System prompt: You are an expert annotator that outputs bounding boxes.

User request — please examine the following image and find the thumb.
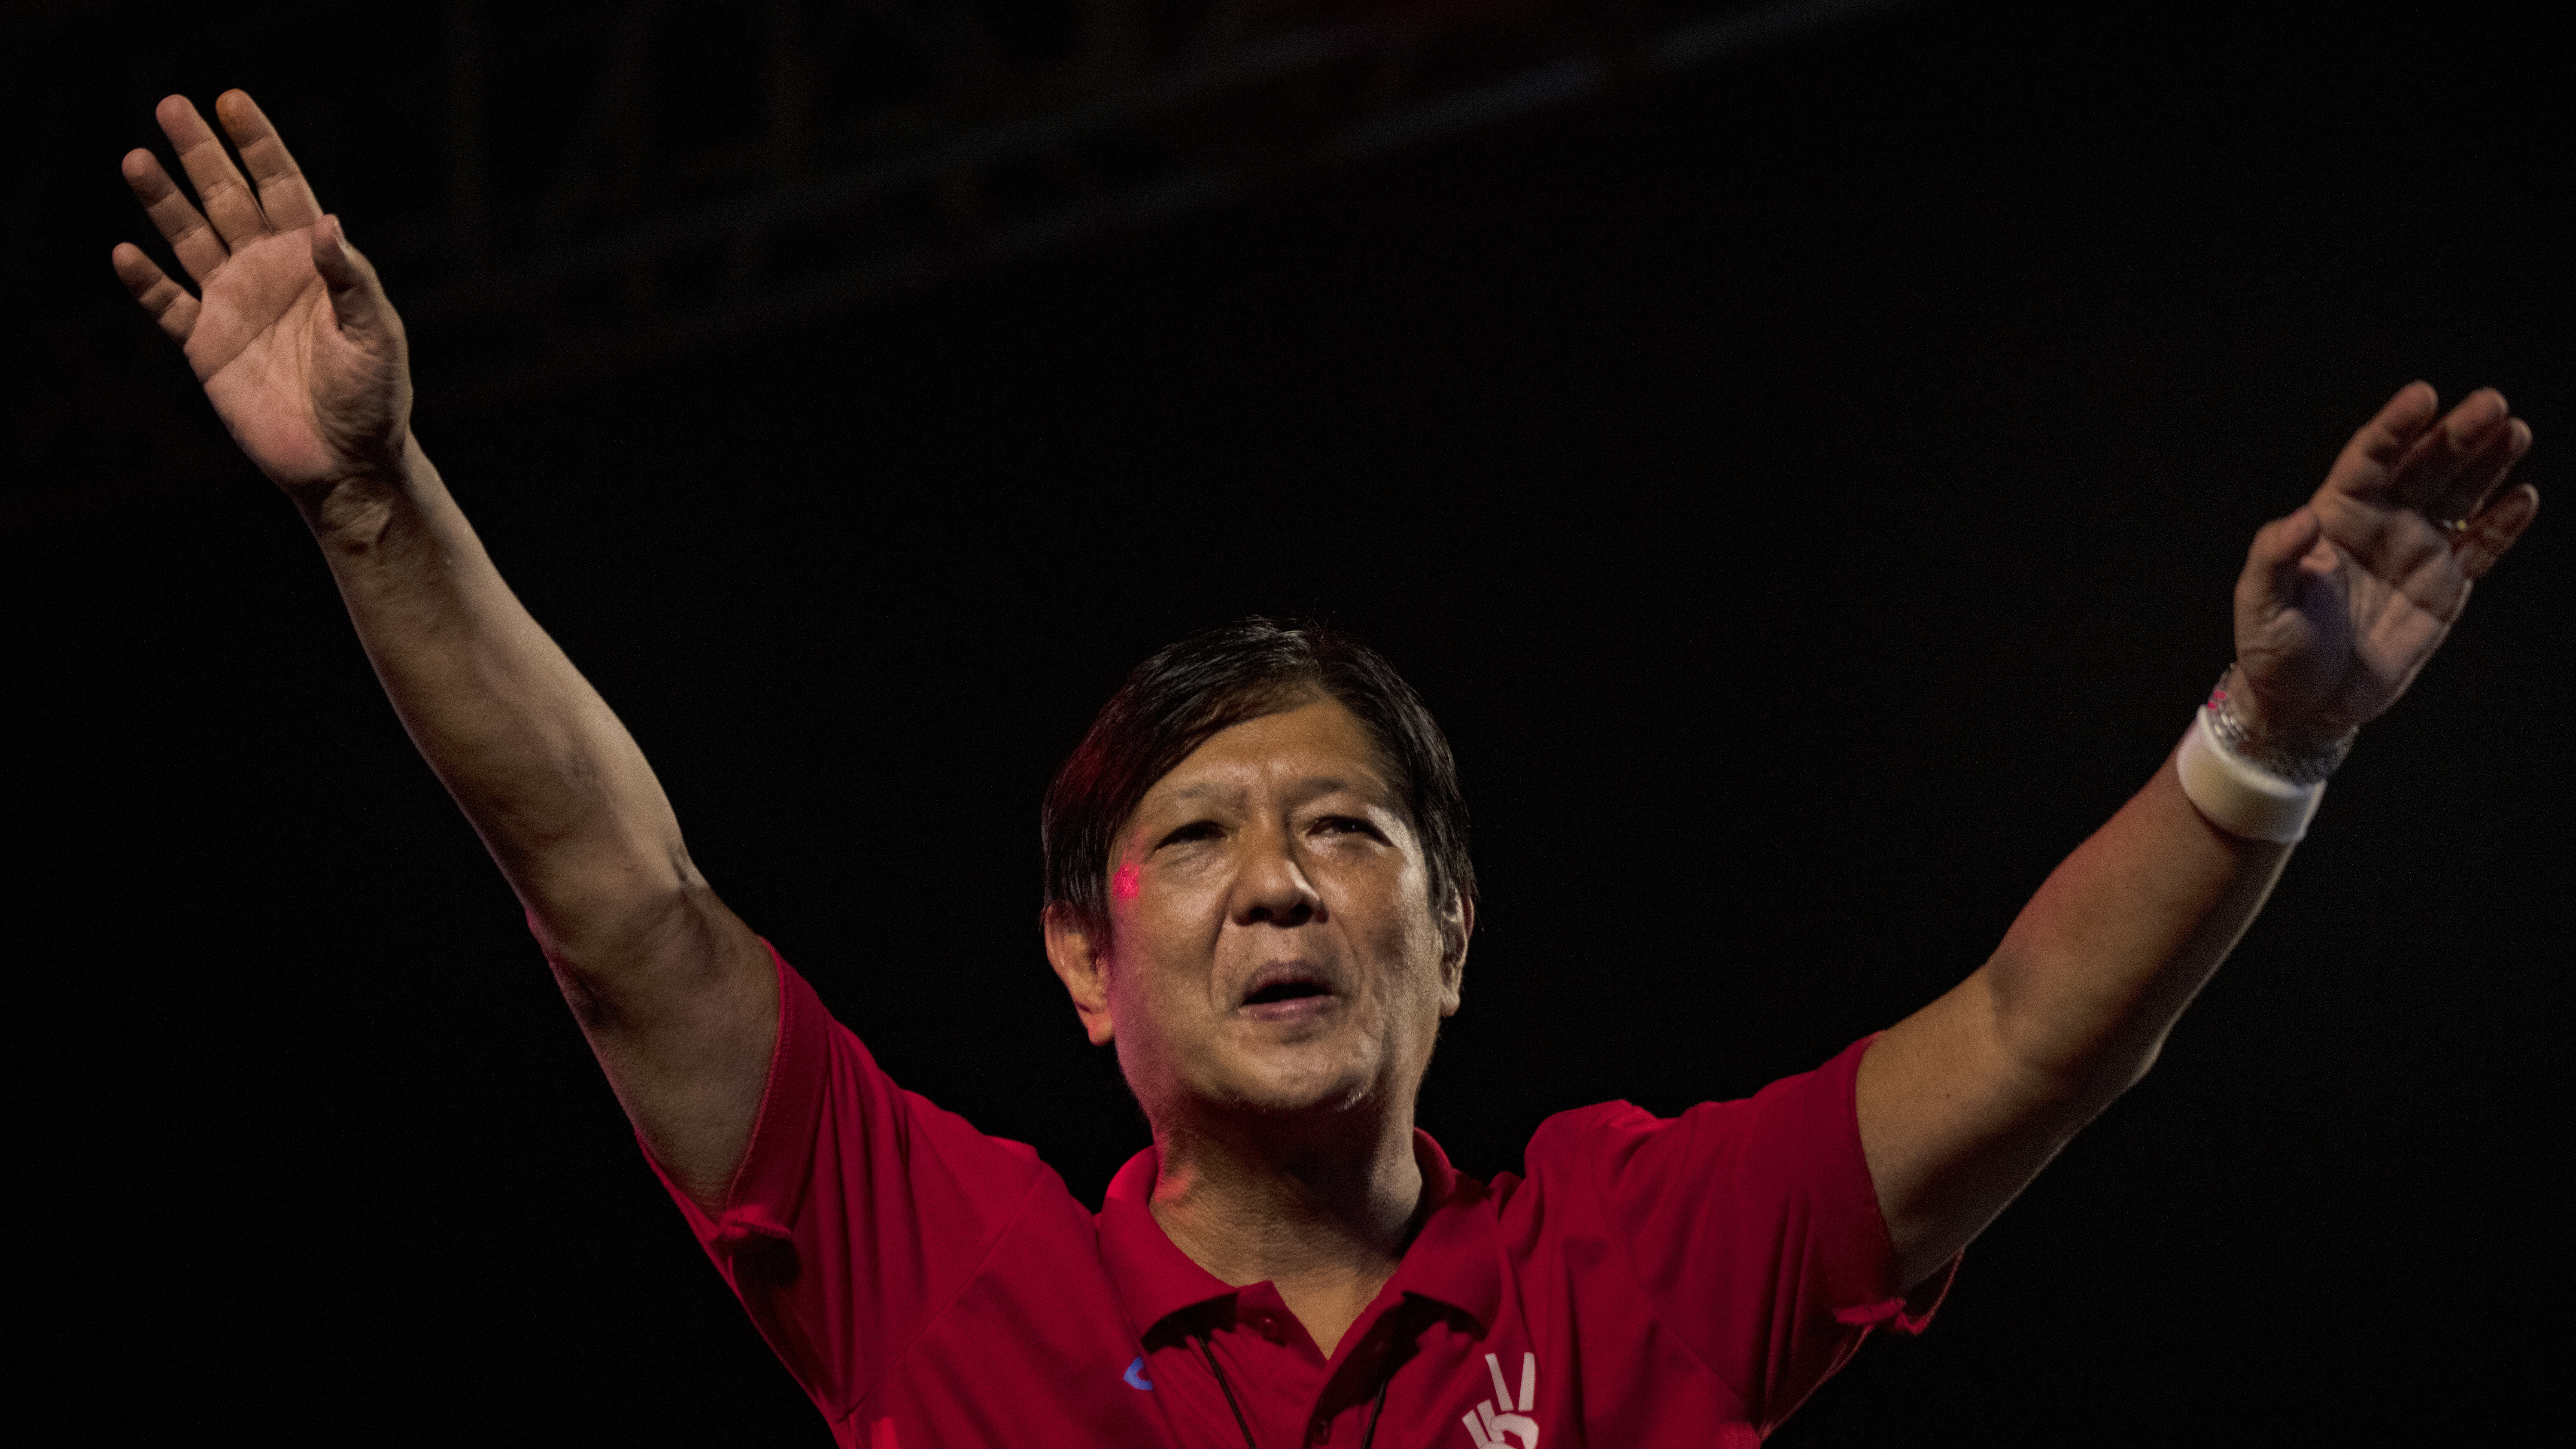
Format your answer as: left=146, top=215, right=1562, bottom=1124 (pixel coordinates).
left=310, top=215, right=392, bottom=342
left=2238, top=505, right=2323, bottom=617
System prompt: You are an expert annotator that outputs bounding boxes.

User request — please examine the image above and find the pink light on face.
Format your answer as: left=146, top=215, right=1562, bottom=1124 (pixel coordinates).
left=1113, top=861, right=1142, bottom=902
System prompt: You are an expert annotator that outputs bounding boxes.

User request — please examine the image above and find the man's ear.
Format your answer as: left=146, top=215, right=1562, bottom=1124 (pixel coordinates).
left=1437, top=892, right=1474, bottom=1016
left=1044, top=904, right=1116, bottom=1046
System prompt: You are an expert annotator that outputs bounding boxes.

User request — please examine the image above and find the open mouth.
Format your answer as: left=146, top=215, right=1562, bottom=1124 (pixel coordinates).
left=1243, top=980, right=1331, bottom=1005
left=1239, top=962, right=1337, bottom=1012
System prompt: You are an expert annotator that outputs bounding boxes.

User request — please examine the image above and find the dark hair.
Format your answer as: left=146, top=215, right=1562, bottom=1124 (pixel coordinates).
left=1042, top=618, right=1475, bottom=955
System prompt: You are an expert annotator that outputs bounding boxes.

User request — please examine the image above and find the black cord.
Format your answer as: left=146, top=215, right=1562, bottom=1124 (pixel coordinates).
left=1189, top=1317, right=1400, bottom=1449
left=1357, top=1370, right=1394, bottom=1449
left=1193, top=1329, right=1261, bottom=1449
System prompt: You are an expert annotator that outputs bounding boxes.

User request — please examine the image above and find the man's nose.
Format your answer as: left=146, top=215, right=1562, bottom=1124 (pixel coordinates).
left=1232, top=826, right=1319, bottom=928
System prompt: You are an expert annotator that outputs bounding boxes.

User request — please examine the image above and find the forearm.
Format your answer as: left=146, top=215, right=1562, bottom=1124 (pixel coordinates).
left=304, top=439, right=772, bottom=1200
left=303, top=437, right=705, bottom=967
left=1860, top=740, right=2292, bottom=1281
left=1976, top=749, right=2290, bottom=1099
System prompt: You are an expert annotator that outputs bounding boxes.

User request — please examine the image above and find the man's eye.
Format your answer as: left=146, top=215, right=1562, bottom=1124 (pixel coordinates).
left=1316, top=816, right=1381, bottom=839
left=1158, top=822, right=1221, bottom=848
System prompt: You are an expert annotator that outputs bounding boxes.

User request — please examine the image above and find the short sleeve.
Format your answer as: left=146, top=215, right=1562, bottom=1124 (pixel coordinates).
left=1561, top=1035, right=1953, bottom=1431
left=643, top=944, right=1051, bottom=1422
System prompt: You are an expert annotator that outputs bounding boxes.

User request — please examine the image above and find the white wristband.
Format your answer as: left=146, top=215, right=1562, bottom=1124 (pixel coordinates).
left=2175, top=704, right=2324, bottom=842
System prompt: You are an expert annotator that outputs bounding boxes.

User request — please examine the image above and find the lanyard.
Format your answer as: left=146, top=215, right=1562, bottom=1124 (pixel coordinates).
left=1189, top=1325, right=1396, bottom=1449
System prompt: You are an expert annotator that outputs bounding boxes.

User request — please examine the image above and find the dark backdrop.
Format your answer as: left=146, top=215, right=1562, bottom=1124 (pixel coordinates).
left=12, top=2, right=2566, bottom=1443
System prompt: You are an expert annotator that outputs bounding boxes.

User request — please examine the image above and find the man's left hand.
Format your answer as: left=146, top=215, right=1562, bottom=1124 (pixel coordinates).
left=2230, top=382, right=2537, bottom=746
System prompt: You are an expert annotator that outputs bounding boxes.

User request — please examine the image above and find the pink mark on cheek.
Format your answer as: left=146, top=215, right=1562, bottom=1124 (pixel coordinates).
left=1112, top=862, right=1142, bottom=902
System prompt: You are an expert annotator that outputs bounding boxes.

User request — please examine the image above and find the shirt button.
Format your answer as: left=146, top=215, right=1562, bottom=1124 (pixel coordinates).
left=1309, top=1420, right=1332, bottom=1444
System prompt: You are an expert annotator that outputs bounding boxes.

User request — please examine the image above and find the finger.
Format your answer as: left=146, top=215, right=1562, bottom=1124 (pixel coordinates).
left=2318, top=381, right=2438, bottom=507
left=2347, top=381, right=2440, bottom=467
left=2426, top=413, right=2531, bottom=524
left=111, top=241, right=200, bottom=343
left=2452, top=482, right=2539, bottom=582
left=121, top=147, right=229, bottom=284
left=215, top=89, right=322, bottom=231
left=2389, top=387, right=2511, bottom=512
left=312, top=215, right=391, bottom=342
left=156, top=94, right=271, bottom=249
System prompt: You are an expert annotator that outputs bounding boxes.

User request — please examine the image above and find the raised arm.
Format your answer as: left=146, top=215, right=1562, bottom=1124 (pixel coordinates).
left=1857, top=383, right=2538, bottom=1288
left=112, top=92, right=772, bottom=1211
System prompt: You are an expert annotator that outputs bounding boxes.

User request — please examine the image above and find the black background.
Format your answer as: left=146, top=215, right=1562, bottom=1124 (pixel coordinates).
left=12, top=1, right=2567, bottom=1443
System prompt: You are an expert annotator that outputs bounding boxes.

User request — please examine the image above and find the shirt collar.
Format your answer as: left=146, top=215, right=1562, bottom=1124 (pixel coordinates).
left=1095, top=1128, right=1501, bottom=1340
left=1097, top=1145, right=1237, bottom=1335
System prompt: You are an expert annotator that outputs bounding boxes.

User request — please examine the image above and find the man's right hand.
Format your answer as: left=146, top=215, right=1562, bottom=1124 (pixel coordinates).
left=111, top=91, right=777, bottom=1213
left=113, top=91, right=412, bottom=502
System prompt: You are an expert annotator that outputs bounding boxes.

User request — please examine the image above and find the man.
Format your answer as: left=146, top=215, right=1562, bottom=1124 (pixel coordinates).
left=111, top=91, right=2537, bottom=1446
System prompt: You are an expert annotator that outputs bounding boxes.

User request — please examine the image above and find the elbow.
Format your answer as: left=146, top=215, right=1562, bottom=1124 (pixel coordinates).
left=1983, top=976, right=2170, bottom=1119
left=2019, top=1031, right=2166, bottom=1123
left=528, top=875, right=732, bottom=1026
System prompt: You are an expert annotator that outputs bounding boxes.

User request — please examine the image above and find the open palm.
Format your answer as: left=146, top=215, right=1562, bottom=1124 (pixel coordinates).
left=112, top=92, right=411, bottom=498
left=2232, top=384, right=2537, bottom=740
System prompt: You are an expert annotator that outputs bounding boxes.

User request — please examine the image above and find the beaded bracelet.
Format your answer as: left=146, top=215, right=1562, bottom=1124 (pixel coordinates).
left=2202, top=671, right=2355, bottom=785
left=2174, top=671, right=2353, bottom=843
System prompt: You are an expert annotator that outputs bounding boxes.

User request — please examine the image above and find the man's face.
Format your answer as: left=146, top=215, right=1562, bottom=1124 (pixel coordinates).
left=1048, top=697, right=1466, bottom=1127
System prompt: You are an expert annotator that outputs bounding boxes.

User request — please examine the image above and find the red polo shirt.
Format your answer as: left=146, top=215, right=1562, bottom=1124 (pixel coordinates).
left=651, top=947, right=1950, bottom=1448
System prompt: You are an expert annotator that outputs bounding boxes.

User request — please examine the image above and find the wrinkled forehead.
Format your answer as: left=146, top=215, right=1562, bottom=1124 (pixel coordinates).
left=1130, top=697, right=1404, bottom=821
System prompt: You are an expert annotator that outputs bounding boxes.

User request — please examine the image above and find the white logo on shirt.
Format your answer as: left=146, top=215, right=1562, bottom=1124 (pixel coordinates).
left=1461, top=1352, right=1540, bottom=1449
